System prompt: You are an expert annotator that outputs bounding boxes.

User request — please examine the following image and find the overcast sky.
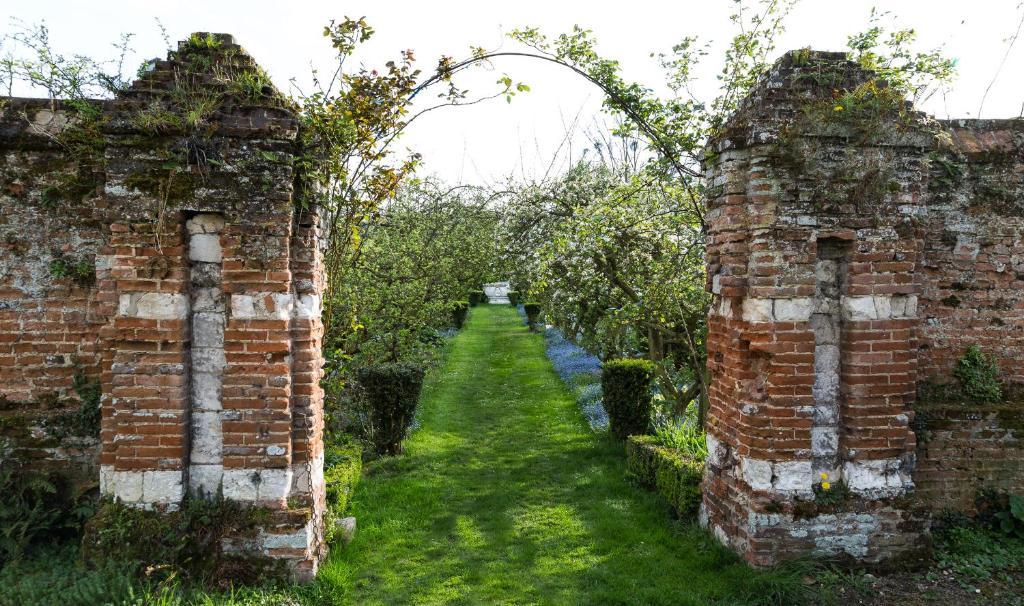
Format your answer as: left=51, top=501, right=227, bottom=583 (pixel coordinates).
left=3, top=1, right=1023, bottom=185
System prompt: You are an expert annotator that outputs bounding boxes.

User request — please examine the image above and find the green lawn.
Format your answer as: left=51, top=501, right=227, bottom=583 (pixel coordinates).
left=312, top=305, right=806, bottom=605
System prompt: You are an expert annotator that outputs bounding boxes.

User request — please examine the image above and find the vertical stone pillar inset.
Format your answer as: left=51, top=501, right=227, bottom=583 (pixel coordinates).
left=187, top=213, right=226, bottom=496
left=701, top=50, right=930, bottom=568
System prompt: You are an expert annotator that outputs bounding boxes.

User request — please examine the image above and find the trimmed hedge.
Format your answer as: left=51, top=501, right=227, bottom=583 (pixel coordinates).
left=602, top=358, right=655, bottom=439
left=626, top=435, right=703, bottom=517
left=468, top=290, right=486, bottom=306
left=357, top=362, right=426, bottom=455
left=507, top=290, right=520, bottom=306
left=523, top=302, right=542, bottom=327
left=451, top=301, right=469, bottom=329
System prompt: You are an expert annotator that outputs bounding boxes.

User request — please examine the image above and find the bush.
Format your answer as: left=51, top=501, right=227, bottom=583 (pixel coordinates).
left=323, top=442, right=362, bottom=545
left=507, top=290, right=520, bottom=306
left=81, top=497, right=287, bottom=588
left=954, top=345, right=1003, bottom=404
left=451, top=301, right=469, bottom=329
left=523, top=302, right=542, bottom=328
left=602, top=358, right=655, bottom=439
left=468, top=290, right=486, bottom=306
left=357, top=362, right=426, bottom=455
left=626, top=435, right=703, bottom=517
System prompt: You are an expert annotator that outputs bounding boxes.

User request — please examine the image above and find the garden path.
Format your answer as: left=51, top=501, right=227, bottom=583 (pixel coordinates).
left=317, top=305, right=794, bottom=605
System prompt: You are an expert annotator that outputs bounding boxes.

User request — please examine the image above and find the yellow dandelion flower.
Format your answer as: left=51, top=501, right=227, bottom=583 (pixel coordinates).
left=822, top=482, right=831, bottom=491
left=819, top=472, right=828, bottom=480
left=833, top=105, right=844, bottom=111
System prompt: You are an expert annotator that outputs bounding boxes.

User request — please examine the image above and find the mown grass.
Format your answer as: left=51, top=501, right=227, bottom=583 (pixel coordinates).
left=0, top=305, right=810, bottom=605
left=314, top=305, right=810, bottom=605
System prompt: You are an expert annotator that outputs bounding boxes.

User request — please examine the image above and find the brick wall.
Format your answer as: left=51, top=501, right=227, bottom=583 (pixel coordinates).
left=0, top=34, right=327, bottom=580
left=701, top=50, right=1023, bottom=568
left=0, top=98, right=110, bottom=488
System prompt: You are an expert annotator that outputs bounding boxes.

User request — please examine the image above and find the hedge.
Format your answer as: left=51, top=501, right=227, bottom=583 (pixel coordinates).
left=451, top=301, right=469, bottom=329
left=626, top=435, right=703, bottom=517
left=357, top=362, right=426, bottom=455
left=602, top=358, right=655, bottom=439
left=507, top=290, right=521, bottom=306
left=468, top=290, right=486, bottom=306
left=523, top=302, right=542, bottom=327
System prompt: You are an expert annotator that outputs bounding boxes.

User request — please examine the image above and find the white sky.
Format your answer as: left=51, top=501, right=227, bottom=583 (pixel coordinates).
left=3, top=1, right=1023, bottom=185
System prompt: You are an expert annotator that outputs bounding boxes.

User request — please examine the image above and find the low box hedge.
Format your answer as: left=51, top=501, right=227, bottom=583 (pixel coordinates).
left=602, top=358, right=655, bottom=439
left=625, top=435, right=703, bottom=517
left=451, top=301, right=469, bottom=329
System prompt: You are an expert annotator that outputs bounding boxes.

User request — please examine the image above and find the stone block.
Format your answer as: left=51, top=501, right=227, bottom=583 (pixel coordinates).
left=192, top=312, right=225, bottom=347
left=186, top=213, right=226, bottom=235
left=189, top=234, right=222, bottom=263
left=190, top=410, right=222, bottom=463
left=118, top=293, right=189, bottom=319
left=741, top=298, right=774, bottom=323
left=773, top=297, right=813, bottom=322
left=223, top=468, right=293, bottom=503
left=193, top=347, right=226, bottom=374
left=191, top=372, right=222, bottom=410
left=141, top=470, right=184, bottom=506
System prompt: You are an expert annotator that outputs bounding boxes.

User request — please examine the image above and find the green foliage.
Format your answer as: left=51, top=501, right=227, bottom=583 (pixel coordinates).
left=82, top=497, right=286, bottom=588
left=356, top=362, right=426, bottom=455
left=185, top=32, right=224, bottom=51
left=506, top=290, right=520, bottom=306
left=451, top=301, right=469, bottom=329
left=49, top=253, right=95, bottom=288
left=625, top=435, right=704, bottom=517
left=651, top=420, right=708, bottom=462
left=954, top=345, right=1004, bottom=404
left=323, top=441, right=362, bottom=545
left=468, top=290, right=486, bottom=306
left=0, top=458, right=92, bottom=564
left=812, top=478, right=851, bottom=506
left=995, top=495, right=1024, bottom=538
left=602, top=358, right=656, bottom=440
left=226, top=67, right=273, bottom=103
left=324, top=442, right=362, bottom=511
left=933, top=522, right=1024, bottom=587
left=846, top=8, right=957, bottom=105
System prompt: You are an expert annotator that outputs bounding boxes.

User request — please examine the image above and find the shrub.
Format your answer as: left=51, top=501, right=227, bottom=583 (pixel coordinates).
left=602, top=358, right=655, bottom=439
left=507, top=290, right=520, bottom=306
left=954, top=345, right=1003, bottom=404
left=357, top=362, right=426, bottom=455
left=626, top=435, right=703, bottom=517
left=451, top=301, right=469, bottom=329
left=523, top=302, right=542, bottom=328
left=468, top=290, right=486, bottom=306
left=81, top=497, right=287, bottom=588
left=323, top=442, right=362, bottom=544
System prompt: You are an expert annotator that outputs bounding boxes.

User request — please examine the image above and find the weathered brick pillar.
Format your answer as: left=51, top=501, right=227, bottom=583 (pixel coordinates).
left=701, top=51, right=931, bottom=567
left=97, top=33, right=326, bottom=579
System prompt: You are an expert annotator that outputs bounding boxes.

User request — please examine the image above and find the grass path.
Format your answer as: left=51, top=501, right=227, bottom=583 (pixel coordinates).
left=315, top=305, right=799, bottom=605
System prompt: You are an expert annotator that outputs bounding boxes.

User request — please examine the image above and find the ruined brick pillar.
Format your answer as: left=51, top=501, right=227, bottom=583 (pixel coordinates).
left=96, top=33, right=326, bottom=580
left=701, top=51, right=931, bottom=567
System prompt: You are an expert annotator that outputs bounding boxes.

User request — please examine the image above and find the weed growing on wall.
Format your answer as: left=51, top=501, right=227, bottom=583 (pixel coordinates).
left=954, top=345, right=1003, bottom=404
